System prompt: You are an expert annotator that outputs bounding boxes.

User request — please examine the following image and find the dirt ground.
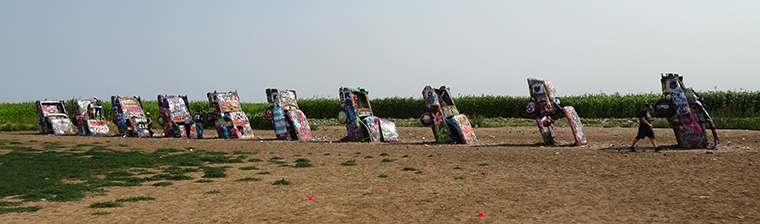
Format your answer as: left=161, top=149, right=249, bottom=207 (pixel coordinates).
left=1, top=126, right=759, bottom=223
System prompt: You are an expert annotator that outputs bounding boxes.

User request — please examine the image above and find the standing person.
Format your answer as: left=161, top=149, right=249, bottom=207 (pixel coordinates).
left=193, top=111, right=204, bottom=139
left=184, top=117, right=193, bottom=138
left=207, top=111, right=223, bottom=138
left=631, top=103, right=657, bottom=152
left=145, top=112, right=155, bottom=137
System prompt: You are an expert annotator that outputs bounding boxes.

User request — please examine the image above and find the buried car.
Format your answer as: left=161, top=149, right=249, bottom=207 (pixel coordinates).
left=158, top=94, right=199, bottom=138
left=263, top=88, right=313, bottom=141
left=419, top=85, right=476, bottom=144
left=525, top=78, right=587, bottom=146
left=337, top=87, right=399, bottom=142
left=207, top=91, right=254, bottom=139
left=35, top=100, right=76, bottom=135
left=71, top=98, right=110, bottom=136
left=111, top=95, right=151, bottom=137
left=654, top=73, right=719, bottom=149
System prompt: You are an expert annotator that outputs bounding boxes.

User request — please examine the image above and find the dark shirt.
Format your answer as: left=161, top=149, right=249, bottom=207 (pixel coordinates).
left=638, top=110, right=651, bottom=128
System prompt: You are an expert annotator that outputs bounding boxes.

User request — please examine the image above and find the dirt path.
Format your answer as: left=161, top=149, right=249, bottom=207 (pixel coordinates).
left=1, top=126, right=759, bottom=223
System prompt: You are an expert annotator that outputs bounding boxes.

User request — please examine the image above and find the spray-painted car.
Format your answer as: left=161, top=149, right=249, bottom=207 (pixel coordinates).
left=337, top=87, right=399, bottom=142
left=207, top=91, right=254, bottom=139
left=653, top=73, right=719, bottom=149
left=158, top=94, right=199, bottom=138
left=71, top=98, right=110, bottom=136
left=525, top=78, right=587, bottom=146
left=419, top=85, right=476, bottom=144
left=111, top=96, right=151, bottom=137
left=35, top=100, right=76, bottom=135
left=263, top=88, right=313, bottom=141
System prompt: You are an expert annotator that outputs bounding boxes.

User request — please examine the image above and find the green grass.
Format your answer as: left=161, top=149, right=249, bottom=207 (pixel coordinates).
left=454, top=176, right=464, bottom=180
left=247, top=158, right=263, bottom=162
left=91, top=211, right=111, bottom=216
left=239, top=166, right=260, bottom=170
left=341, top=161, right=357, bottom=166
left=294, top=158, right=311, bottom=163
left=236, top=177, right=262, bottom=182
left=454, top=166, right=463, bottom=170
left=378, top=174, right=388, bottom=178
left=89, top=201, right=122, bottom=208
left=201, top=166, right=227, bottom=178
left=402, top=167, right=418, bottom=171
left=0, top=201, right=22, bottom=207
left=196, top=179, right=214, bottom=183
left=115, top=196, right=155, bottom=203
left=205, top=190, right=221, bottom=194
left=272, top=179, right=291, bottom=185
left=0, top=206, right=41, bottom=214
left=294, top=162, right=313, bottom=168
left=380, top=153, right=389, bottom=156
left=478, top=163, right=489, bottom=167
left=381, top=159, right=397, bottom=163
left=257, top=171, right=271, bottom=175
left=151, top=182, right=173, bottom=187
left=402, top=155, right=410, bottom=158
left=233, top=150, right=258, bottom=155
left=363, top=193, right=374, bottom=196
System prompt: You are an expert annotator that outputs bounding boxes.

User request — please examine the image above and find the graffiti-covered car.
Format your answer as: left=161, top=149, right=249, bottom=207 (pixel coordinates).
left=207, top=91, right=254, bottom=139
left=158, top=94, right=199, bottom=138
left=337, top=87, right=399, bottom=142
left=525, top=78, right=587, bottom=146
left=71, top=98, right=110, bottom=136
left=419, top=85, right=476, bottom=144
left=262, top=88, right=313, bottom=141
left=111, top=95, right=151, bottom=137
left=35, top=100, right=76, bottom=135
left=653, top=73, right=719, bottom=149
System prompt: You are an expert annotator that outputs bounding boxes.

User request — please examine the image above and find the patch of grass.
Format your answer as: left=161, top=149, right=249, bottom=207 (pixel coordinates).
left=415, top=171, right=423, bottom=174
left=236, top=177, right=261, bottom=182
left=294, top=162, right=313, bottom=168
left=91, top=211, right=110, bottom=216
left=381, top=159, right=397, bottom=163
left=378, top=174, right=388, bottom=178
left=247, top=158, right=263, bottom=162
left=269, top=160, right=288, bottom=165
left=364, top=156, right=373, bottom=159
left=478, top=163, right=489, bottom=167
left=118, top=144, right=128, bottom=147
left=42, top=142, right=64, bottom=150
left=323, top=153, right=330, bottom=156
left=355, top=152, right=361, bottom=154
left=257, top=171, right=271, bottom=175
left=201, top=166, right=227, bottom=178
left=380, top=153, right=389, bottom=156
left=402, top=167, right=418, bottom=171
left=89, top=201, right=122, bottom=208
left=154, top=148, right=183, bottom=155
left=115, top=196, right=155, bottom=203
left=151, top=182, right=173, bottom=187
left=294, top=158, right=311, bottom=163
left=239, top=166, right=260, bottom=170
left=0, top=206, right=41, bottom=214
left=0, top=201, right=23, bottom=207
left=402, top=155, right=410, bottom=158
left=341, top=161, right=357, bottom=166
left=454, top=166, right=462, bottom=170
left=232, top=150, right=258, bottom=155
left=293, top=154, right=301, bottom=157
left=272, top=179, right=291, bottom=185
left=454, top=176, right=464, bottom=180
left=269, top=156, right=284, bottom=160
left=196, top=179, right=214, bottom=183
left=205, top=190, right=221, bottom=194
left=363, top=193, right=374, bottom=196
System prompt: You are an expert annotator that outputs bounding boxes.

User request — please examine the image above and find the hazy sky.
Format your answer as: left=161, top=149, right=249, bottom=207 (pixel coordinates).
left=1, top=0, right=758, bottom=103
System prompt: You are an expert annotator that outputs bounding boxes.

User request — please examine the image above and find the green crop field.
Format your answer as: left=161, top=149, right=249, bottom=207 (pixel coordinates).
left=2, top=91, right=760, bottom=131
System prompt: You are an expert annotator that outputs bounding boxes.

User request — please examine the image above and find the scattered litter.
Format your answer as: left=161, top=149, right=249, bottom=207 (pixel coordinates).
left=308, top=196, right=314, bottom=201
left=40, top=198, right=46, bottom=201
left=478, top=212, right=485, bottom=217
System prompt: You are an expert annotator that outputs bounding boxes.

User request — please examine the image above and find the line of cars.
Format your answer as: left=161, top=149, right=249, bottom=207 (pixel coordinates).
left=33, top=75, right=720, bottom=149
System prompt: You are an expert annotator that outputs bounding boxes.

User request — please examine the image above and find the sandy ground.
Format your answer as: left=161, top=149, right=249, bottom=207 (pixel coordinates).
left=1, top=126, right=759, bottom=223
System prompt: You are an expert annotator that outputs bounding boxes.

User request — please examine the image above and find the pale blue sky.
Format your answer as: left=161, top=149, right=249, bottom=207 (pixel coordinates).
left=1, top=0, right=758, bottom=103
